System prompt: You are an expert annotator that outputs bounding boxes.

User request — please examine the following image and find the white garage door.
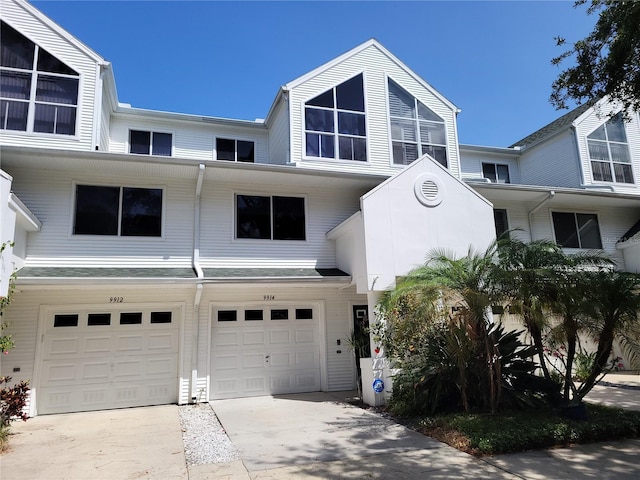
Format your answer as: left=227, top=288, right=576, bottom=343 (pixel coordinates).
left=210, top=305, right=321, bottom=399
left=38, top=307, right=180, bottom=415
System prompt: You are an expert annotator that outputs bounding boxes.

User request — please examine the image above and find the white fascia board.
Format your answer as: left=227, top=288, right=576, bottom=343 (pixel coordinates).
left=326, top=211, right=362, bottom=240
left=471, top=182, right=640, bottom=202
left=284, top=39, right=459, bottom=113
left=113, top=105, right=267, bottom=130
left=15, top=0, right=107, bottom=65
left=459, top=144, right=521, bottom=157
left=264, top=87, right=287, bottom=126
left=9, top=193, right=41, bottom=231
left=15, top=276, right=351, bottom=286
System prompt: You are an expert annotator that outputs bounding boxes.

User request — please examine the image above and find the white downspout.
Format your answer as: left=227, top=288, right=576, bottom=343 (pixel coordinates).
left=190, top=164, right=205, bottom=402
left=528, top=190, right=555, bottom=241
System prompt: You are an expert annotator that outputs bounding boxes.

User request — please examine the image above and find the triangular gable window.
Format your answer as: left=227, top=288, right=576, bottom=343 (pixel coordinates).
left=388, top=79, right=447, bottom=167
left=304, top=74, right=367, bottom=162
left=1, top=21, right=79, bottom=135
left=587, top=113, right=633, bottom=184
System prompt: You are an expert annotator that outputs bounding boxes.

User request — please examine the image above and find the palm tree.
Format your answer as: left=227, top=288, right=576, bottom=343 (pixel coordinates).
left=575, top=271, right=640, bottom=402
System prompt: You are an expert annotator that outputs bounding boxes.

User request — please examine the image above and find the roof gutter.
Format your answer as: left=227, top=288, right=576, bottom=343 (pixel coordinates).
left=528, top=190, right=555, bottom=240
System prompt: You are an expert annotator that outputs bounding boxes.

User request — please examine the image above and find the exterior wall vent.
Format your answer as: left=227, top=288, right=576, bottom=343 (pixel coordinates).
left=414, top=173, right=444, bottom=207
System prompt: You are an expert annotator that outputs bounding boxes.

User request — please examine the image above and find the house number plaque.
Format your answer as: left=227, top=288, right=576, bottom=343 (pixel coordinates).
left=263, top=295, right=275, bottom=301
left=109, top=297, right=124, bottom=303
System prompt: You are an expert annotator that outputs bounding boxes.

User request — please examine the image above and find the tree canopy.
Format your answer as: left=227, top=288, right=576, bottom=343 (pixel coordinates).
left=551, top=0, right=640, bottom=114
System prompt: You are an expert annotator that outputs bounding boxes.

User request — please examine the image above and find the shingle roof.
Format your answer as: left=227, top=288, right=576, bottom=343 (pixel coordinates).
left=17, top=267, right=197, bottom=278
left=201, top=268, right=349, bottom=279
left=619, top=218, right=640, bottom=244
left=510, top=102, right=594, bottom=148
left=15, top=267, right=350, bottom=281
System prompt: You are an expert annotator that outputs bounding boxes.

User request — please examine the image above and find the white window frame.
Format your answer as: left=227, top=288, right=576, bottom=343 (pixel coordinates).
left=586, top=114, right=634, bottom=184
left=233, top=192, right=308, bottom=242
left=302, top=72, right=369, bottom=163
left=70, top=182, right=166, bottom=239
left=482, top=163, right=511, bottom=183
left=128, top=129, right=173, bottom=156
left=386, top=76, right=448, bottom=168
left=215, top=137, right=255, bottom=162
left=550, top=210, right=603, bottom=250
left=0, top=23, right=80, bottom=137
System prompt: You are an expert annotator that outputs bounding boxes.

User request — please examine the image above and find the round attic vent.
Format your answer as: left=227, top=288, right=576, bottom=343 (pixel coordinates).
left=414, top=173, right=444, bottom=207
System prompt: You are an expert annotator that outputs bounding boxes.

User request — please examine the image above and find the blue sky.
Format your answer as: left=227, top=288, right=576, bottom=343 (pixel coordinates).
left=32, top=0, right=597, bottom=147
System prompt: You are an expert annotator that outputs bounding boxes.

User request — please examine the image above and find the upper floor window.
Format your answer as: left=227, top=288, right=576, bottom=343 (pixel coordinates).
left=73, top=185, right=163, bottom=237
left=305, top=74, right=367, bottom=162
left=0, top=21, right=79, bottom=136
left=388, top=79, right=447, bottom=167
left=587, top=113, right=634, bottom=184
left=236, top=194, right=305, bottom=240
left=129, top=130, right=172, bottom=156
left=217, top=138, right=254, bottom=162
left=482, top=163, right=510, bottom=183
left=552, top=212, right=602, bottom=249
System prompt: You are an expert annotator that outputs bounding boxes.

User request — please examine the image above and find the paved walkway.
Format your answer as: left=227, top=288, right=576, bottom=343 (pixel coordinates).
left=1, top=374, right=639, bottom=479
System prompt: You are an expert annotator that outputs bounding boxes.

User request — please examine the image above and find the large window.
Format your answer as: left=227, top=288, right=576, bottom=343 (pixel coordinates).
left=388, top=79, right=447, bottom=167
left=74, top=185, right=163, bottom=237
left=216, top=138, right=254, bottom=162
left=482, top=163, right=510, bottom=183
left=552, top=212, right=602, bottom=249
left=1, top=21, right=79, bottom=135
left=305, top=74, right=367, bottom=162
left=587, top=113, right=634, bottom=184
left=129, top=130, right=172, bottom=156
left=236, top=194, right=305, bottom=240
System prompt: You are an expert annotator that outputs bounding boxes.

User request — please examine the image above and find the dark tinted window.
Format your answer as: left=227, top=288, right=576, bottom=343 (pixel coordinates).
left=88, top=313, right=111, bottom=326
left=273, top=196, right=305, bottom=240
left=217, top=138, right=235, bottom=161
left=336, top=74, right=364, bottom=112
left=36, top=48, right=78, bottom=75
left=295, top=309, right=313, bottom=320
left=151, top=312, right=172, bottom=324
left=307, top=89, right=334, bottom=108
left=130, top=130, right=151, bottom=154
left=494, top=209, right=509, bottom=238
left=152, top=132, right=172, bottom=156
left=74, top=185, right=119, bottom=235
left=218, top=310, right=237, bottom=322
left=120, top=312, right=143, bottom=325
left=271, top=309, right=288, bottom=320
left=245, top=310, right=263, bottom=321
left=237, top=140, right=254, bottom=162
left=0, top=22, right=35, bottom=69
left=54, top=314, right=78, bottom=327
left=121, top=187, right=162, bottom=237
left=237, top=195, right=271, bottom=239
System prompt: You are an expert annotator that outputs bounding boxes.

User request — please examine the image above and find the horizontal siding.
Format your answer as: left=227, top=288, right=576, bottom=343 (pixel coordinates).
left=198, top=180, right=361, bottom=269
left=575, top=107, right=640, bottom=193
left=108, top=116, right=269, bottom=163
left=288, top=44, right=460, bottom=177
left=99, top=88, right=111, bottom=151
left=1, top=284, right=196, bottom=414
left=460, top=151, right=522, bottom=184
left=1, top=0, right=98, bottom=151
left=267, top=99, right=290, bottom=164
left=7, top=165, right=195, bottom=267
left=519, top=131, right=582, bottom=188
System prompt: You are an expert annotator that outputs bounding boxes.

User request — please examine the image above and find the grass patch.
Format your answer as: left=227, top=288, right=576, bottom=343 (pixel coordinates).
left=403, top=403, right=640, bottom=456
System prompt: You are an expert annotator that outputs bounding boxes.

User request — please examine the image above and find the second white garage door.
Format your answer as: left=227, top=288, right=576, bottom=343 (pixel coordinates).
left=210, top=305, right=322, bottom=399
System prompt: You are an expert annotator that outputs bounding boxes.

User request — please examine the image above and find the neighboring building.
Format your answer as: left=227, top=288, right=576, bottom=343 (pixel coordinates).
left=1, top=0, right=638, bottom=415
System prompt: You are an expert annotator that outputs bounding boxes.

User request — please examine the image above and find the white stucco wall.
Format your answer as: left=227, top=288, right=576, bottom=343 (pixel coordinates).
left=360, top=155, right=496, bottom=292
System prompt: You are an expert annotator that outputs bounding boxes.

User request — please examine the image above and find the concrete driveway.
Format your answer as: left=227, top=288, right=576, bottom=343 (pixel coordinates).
left=207, top=391, right=514, bottom=479
left=1, top=405, right=187, bottom=480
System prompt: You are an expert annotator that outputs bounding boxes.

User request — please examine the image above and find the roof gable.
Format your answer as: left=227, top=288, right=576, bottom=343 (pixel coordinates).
left=284, top=38, right=458, bottom=112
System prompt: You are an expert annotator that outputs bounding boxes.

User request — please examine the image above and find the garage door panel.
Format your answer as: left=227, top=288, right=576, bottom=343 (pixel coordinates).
left=243, top=331, right=265, bottom=345
left=210, top=305, right=321, bottom=400
left=39, top=307, right=180, bottom=415
left=269, top=330, right=291, bottom=344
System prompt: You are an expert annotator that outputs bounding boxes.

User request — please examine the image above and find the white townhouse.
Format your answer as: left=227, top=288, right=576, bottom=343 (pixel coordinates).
left=0, top=0, right=638, bottom=416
